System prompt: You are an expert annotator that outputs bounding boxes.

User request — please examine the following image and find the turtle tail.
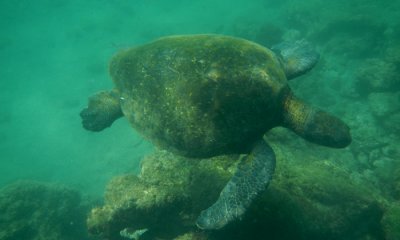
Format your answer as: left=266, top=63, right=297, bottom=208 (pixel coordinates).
left=282, top=92, right=351, bottom=148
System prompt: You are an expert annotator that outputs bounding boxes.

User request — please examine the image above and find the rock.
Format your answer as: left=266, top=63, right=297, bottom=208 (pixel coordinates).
left=383, top=112, right=400, bottom=135
left=87, top=151, right=235, bottom=239
left=368, top=91, right=400, bottom=118
left=0, top=180, right=89, bottom=240
left=230, top=159, right=385, bottom=240
left=390, top=159, right=400, bottom=199
left=314, top=18, right=387, bottom=58
left=355, top=58, right=399, bottom=95
left=88, top=147, right=391, bottom=240
left=381, top=203, right=400, bottom=240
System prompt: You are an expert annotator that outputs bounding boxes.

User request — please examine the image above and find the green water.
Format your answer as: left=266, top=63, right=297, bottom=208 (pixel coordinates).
left=0, top=0, right=399, bottom=239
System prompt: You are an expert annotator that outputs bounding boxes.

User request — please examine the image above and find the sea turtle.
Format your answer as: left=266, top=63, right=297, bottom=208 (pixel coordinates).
left=80, top=34, right=351, bottom=230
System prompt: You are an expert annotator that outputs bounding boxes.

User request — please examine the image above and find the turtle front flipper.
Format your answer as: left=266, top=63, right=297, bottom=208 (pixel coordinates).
left=272, top=40, right=319, bottom=80
left=282, top=92, right=351, bottom=148
left=196, top=140, right=276, bottom=230
left=80, top=89, right=123, bottom=132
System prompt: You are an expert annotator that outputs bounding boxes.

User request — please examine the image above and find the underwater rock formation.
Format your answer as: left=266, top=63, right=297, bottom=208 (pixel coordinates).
left=87, top=144, right=399, bottom=240
left=395, top=165, right=400, bottom=199
left=368, top=92, right=400, bottom=119
left=368, top=91, right=400, bottom=135
left=355, top=50, right=400, bottom=96
left=382, top=203, right=400, bottom=240
left=313, top=17, right=387, bottom=59
left=87, top=150, right=234, bottom=239
left=0, top=180, right=89, bottom=240
left=383, top=112, right=400, bottom=135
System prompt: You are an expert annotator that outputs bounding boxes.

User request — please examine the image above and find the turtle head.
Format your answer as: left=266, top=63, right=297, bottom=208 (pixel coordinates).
left=281, top=92, right=351, bottom=148
left=272, top=40, right=319, bottom=80
left=80, top=89, right=123, bottom=132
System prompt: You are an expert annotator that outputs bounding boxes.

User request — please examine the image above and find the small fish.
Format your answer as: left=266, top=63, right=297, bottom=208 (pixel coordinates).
left=120, top=227, right=148, bottom=240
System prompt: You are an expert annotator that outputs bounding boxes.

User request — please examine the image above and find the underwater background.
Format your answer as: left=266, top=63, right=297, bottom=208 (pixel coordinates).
left=0, top=0, right=399, bottom=239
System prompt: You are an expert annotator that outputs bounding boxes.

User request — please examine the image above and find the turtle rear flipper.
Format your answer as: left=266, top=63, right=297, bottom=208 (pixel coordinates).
left=272, top=40, right=319, bottom=80
left=196, top=140, right=276, bottom=230
left=80, top=90, right=123, bottom=132
left=282, top=93, right=352, bottom=148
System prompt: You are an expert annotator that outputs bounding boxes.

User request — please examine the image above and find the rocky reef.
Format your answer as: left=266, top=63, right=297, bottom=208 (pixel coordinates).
left=87, top=150, right=233, bottom=240
left=0, top=180, right=90, bottom=240
left=87, top=141, right=399, bottom=240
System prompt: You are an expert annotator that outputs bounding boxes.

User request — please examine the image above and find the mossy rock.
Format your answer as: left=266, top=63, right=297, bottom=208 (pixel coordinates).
left=381, top=203, right=400, bottom=240
left=211, top=158, right=385, bottom=240
left=87, top=149, right=386, bottom=240
left=87, top=151, right=236, bottom=239
left=0, top=181, right=89, bottom=240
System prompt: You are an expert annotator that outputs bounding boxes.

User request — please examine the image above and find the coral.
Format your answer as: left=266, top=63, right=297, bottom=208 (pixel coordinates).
left=88, top=146, right=390, bottom=240
left=0, top=180, right=89, bottom=240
